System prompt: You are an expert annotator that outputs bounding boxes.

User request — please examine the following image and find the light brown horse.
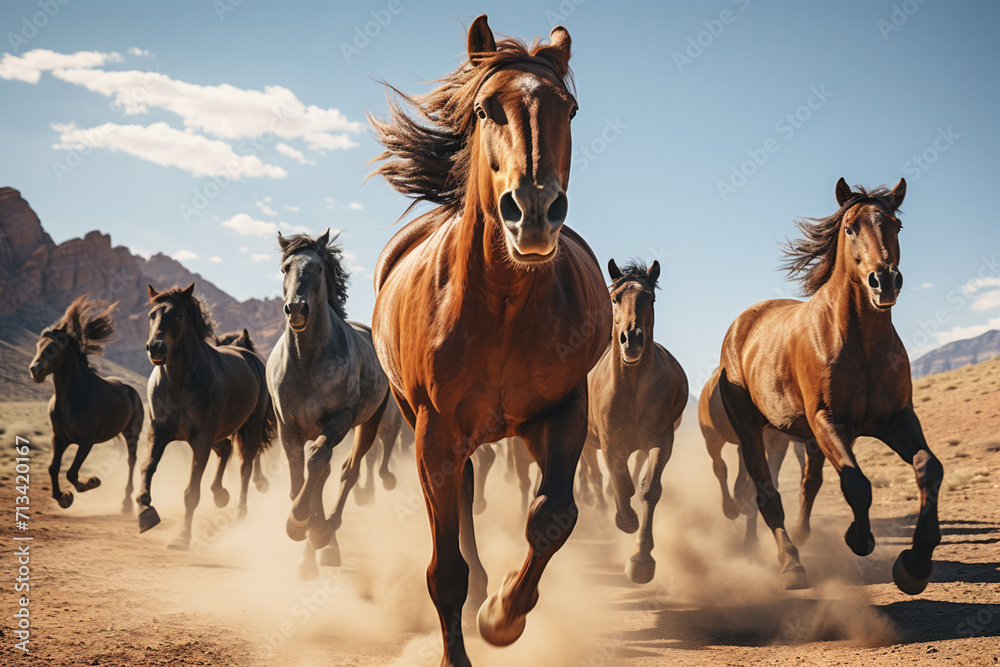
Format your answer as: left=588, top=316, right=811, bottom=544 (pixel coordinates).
left=700, top=366, right=807, bottom=547
left=370, top=15, right=611, bottom=665
left=718, top=178, right=942, bottom=594
left=582, top=259, right=688, bottom=584
left=28, top=295, right=143, bottom=512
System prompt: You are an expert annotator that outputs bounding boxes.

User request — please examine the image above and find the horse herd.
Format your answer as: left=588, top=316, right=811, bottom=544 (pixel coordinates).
left=26, top=15, right=944, bottom=667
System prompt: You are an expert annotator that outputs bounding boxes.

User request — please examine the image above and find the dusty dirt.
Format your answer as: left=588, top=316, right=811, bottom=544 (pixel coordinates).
left=0, top=357, right=998, bottom=666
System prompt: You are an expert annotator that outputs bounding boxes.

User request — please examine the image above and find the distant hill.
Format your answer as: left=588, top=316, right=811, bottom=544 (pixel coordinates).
left=910, top=329, right=1000, bottom=378
left=0, top=187, right=285, bottom=378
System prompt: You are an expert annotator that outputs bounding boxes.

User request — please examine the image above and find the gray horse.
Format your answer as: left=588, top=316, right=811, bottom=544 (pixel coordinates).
left=583, top=259, right=688, bottom=584
left=266, top=229, right=395, bottom=580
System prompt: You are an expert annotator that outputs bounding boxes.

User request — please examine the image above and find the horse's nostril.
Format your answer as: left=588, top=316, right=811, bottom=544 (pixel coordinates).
left=867, top=272, right=880, bottom=290
left=283, top=303, right=291, bottom=316
left=145, top=343, right=150, bottom=352
left=547, top=192, right=567, bottom=224
left=619, top=331, right=627, bottom=345
left=499, top=191, right=521, bottom=224
left=895, top=272, right=903, bottom=290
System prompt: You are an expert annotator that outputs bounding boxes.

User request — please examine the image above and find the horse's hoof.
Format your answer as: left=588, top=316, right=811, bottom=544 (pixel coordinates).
left=307, top=516, right=333, bottom=550
left=212, top=488, right=230, bottom=508
left=286, top=515, right=308, bottom=542
left=892, top=549, right=931, bottom=595
left=254, top=476, right=270, bottom=494
left=318, top=544, right=341, bottom=567
left=354, top=487, right=374, bottom=507
left=167, top=535, right=191, bottom=551
left=380, top=471, right=397, bottom=491
left=298, top=557, right=319, bottom=582
left=722, top=498, right=740, bottom=520
left=625, top=553, right=656, bottom=584
left=615, top=508, right=639, bottom=534
left=477, top=591, right=526, bottom=647
left=473, top=499, right=487, bottom=516
left=780, top=564, right=810, bottom=590
left=57, top=492, right=74, bottom=509
left=845, top=522, right=875, bottom=557
left=137, top=506, right=160, bottom=533
left=83, top=476, right=101, bottom=491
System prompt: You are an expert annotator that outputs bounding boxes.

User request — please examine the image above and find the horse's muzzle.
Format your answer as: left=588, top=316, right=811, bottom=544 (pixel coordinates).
left=146, top=340, right=167, bottom=365
left=867, top=269, right=902, bottom=309
left=499, top=182, right=566, bottom=263
left=28, top=365, right=44, bottom=383
left=284, top=301, right=309, bottom=331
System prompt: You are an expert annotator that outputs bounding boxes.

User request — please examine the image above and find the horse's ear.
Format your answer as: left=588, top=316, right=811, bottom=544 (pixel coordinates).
left=181, top=283, right=195, bottom=300
left=242, top=328, right=249, bottom=338
left=277, top=231, right=289, bottom=250
left=835, top=177, right=853, bottom=207
left=467, top=14, right=496, bottom=62
left=648, top=260, right=660, bottom=285
left=147, top=284, right=159, bottom=300
left=548, top=25, right=572, bottom=63
left=889, top=178, right=906, bottom=209
left=317, top=227, right=330, bottom=247
left=608, top=259, right=622, bottom=281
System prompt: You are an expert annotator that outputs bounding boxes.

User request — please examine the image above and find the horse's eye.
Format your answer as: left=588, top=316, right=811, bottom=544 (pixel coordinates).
left=845, top=226, right=855, bottom=237
left=475, top=105, right=487, bottom=121
left=569, top=106, right=578, bottom=120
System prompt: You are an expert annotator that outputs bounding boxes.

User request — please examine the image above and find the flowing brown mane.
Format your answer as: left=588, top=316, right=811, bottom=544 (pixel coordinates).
left=48, top=294, right=117, bottom=365
left=149, top=286, right=217, bottom=339
left=278, top=233, right=350, bottom=320
left=611, top=259, right=659, bottom=294
left=780, top=184, right=903, bottom=295
left=367, top=37, right=573, bottom=215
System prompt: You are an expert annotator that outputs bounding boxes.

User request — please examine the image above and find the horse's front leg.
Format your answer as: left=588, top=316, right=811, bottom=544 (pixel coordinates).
left=137, top=421, right=172, bottom=532
left=472, top=444, right=495, bottom=515
left=122, top=416, right=141, bottom=514
left=66, top=440, right=99, bottom=493
left=278, top=420, right=304, bottom=501
left=477, top=383, right=587, bottom=647
left=878, top=406, right=943, bottom=595
left=378, top=427, right=398, bottom=491
left=209, top=439, right=232, bottom=508
left=791, top=438, right=825, bottom=545
left=627, top=432, right=674, bottom=584
left=602, top=441, right=638, bottom=534
left=48, top=434, right=73, bottom=508
left=168, top=435, right=213, bottom=551
left=287, top=409, right=353, bottom=546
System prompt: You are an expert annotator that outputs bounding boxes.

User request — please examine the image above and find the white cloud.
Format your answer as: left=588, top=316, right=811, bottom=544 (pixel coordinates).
left=961, top=275, right=1000, bottom=295
left=912, top=281, right=933, bottom=290
left=348, top=202, right=363, bottom=210
left=933, top=317, right=1000, bottom=348
left=0, top=49, right=121, bottom=84
left=222, top=213, right=278, bottom=237
left=263, top=195, right=272, bottom=202
left=239, top=246, right=249, bottom=253
left=52, top=121, right=287, bottom=179
left=172, top=249, right=198, bottom=261
left=255, top=200, right=279, bottom=216
left=971, top=290, right=1000, bottom=312
left=279, top=221, right=313, bottom=234
left=48, top=63, right=361, bottom=150
left=209, top=255, right=223, bottom=263
left=276, top=142, right=315, bottom=165
left=127, top=47, right=152, bottom=57
left=284, top=205, right=300, bottom=212
left=250, top=253, right=271, bottom=263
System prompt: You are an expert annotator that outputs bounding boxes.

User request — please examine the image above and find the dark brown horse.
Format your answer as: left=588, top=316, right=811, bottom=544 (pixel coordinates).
left=718, top=178, right=942, bottom=594
left=28, top=295, right=143, bottom=512
left=582, top=259, right=688, bottom=584
left=370, top=15, right=611, bottom=665
left=137, top=284, right=275, bottom=550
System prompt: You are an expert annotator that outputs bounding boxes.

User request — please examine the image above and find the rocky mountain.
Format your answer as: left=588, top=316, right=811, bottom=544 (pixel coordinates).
left=0, top=187, right=285, bottom=377
left=910, top=329, right=1000, bottom=378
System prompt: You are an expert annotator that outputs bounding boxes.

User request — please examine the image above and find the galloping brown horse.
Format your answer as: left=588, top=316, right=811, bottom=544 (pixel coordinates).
left=718, top=178, right=942, bottom=594
left=28, top=295, right=143, bottom=512
left=370, top=15, right=611, bottom=665
left=138, top=284, right=275, bottom=549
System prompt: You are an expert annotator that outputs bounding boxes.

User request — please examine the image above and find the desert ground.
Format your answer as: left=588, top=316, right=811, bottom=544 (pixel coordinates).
left=0, top=356, right=997, bottom=666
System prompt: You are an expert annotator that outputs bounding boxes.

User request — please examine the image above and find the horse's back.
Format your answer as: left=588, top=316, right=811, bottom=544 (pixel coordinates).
left=721, top=298, right=803, bottom=386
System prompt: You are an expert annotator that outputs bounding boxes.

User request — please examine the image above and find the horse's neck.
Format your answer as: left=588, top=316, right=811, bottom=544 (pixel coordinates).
left=52, top=349, right=93, bottom=399
left=164, top=326, right=212, bottom=390
left=814, top=272, right=893, bottom=355
left=288, top=304, right=341, bottom=362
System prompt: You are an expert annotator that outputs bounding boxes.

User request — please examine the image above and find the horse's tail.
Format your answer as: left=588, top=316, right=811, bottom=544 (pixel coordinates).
left=234, top=353, right=276, bottom=463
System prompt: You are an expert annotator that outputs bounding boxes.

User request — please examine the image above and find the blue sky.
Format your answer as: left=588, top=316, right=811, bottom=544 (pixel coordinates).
left=2, top=0, right=998, bottom=391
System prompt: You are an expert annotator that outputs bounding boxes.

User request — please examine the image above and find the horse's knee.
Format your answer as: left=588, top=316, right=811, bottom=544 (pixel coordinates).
left=527, top=495, right=578, bottom=553
left=839, top=466, right=872, bottom=511
left=306, top=446, right=331, bottom=474
left=913, top=450, right=943, bottom=490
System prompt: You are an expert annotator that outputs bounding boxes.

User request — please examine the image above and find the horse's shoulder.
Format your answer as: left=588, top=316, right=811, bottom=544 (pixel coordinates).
left=374, top=210, right=447, bottom=293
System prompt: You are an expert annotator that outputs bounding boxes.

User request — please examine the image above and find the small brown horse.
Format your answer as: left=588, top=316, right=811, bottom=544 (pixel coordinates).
left=29, top=295, right=143, bottom=512
left=718, top=178, right=942, bottom=594
left=370, top=15, right=611, bottom=665
left=582, top=260, right=688, bottom=584
left=700, top=366, right=807, bottom=547
left=138, top=284, right=275, bottom=549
